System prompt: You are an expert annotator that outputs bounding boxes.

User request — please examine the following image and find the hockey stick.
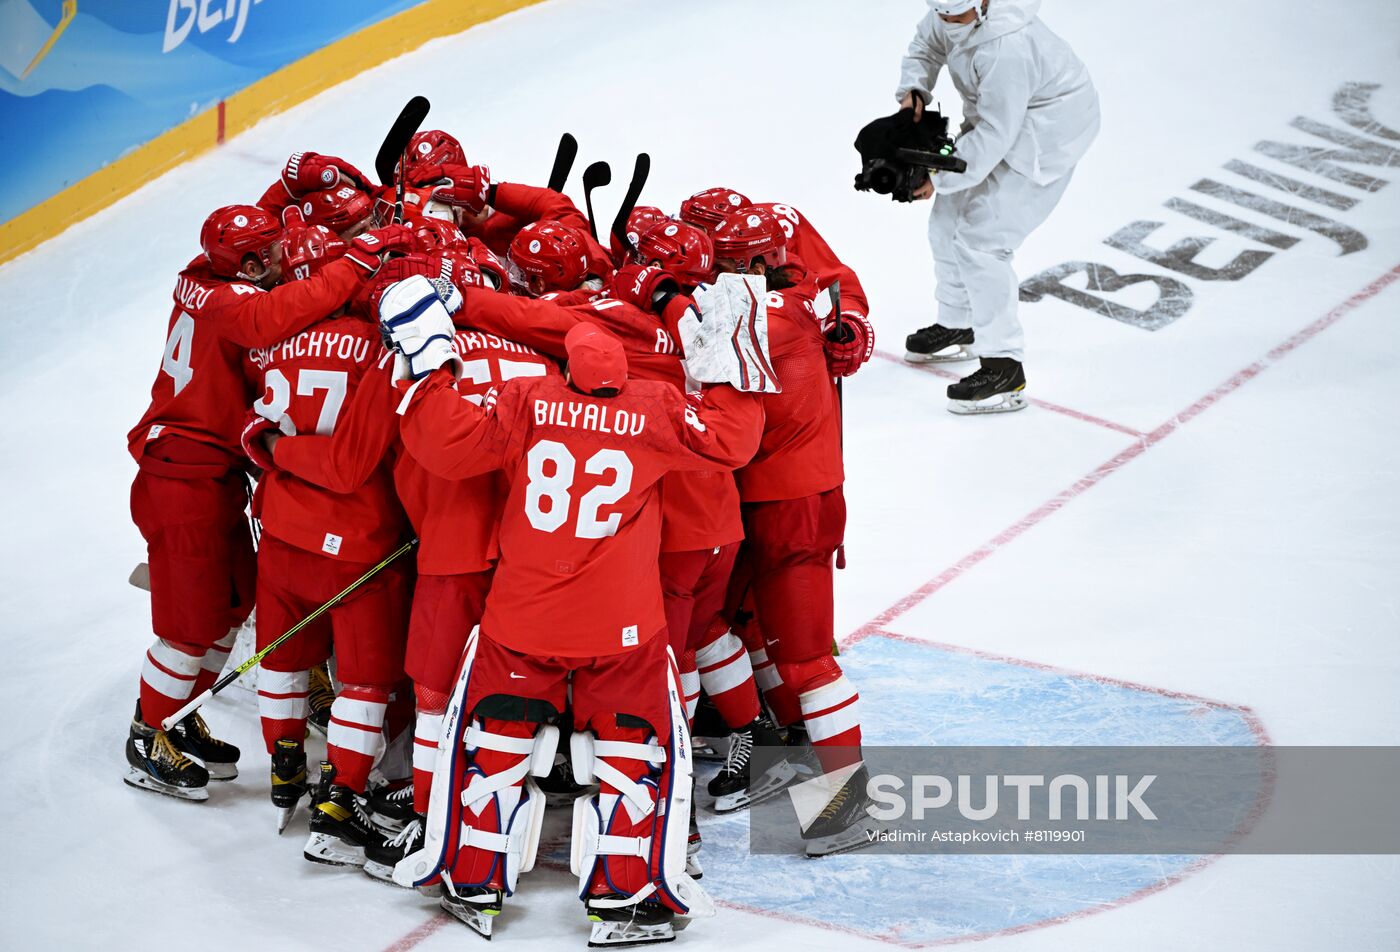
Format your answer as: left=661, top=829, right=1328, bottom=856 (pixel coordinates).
left=581, top=160, right=612, bottom=241
left=375, top=95, right=431, bottom=187
left=548, top=132, right=579, bottom=192
left=830, top=280, right=848, bottom=572
left=159, top=540, right=416, bottom=731
left=609, top=152, right=652, bottom=254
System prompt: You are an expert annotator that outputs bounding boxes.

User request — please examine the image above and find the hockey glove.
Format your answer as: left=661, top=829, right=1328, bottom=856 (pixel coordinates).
left=280, top=151, right=372, bottom=197
left=823, top=311, right=875, bottom=377
left=423, top=163, right=492, bottom=215
left=345, top=224, right=417, bottom=273
left=465, top=238, right=509, bottom=291
left=612, top=263, right=681, bottom=315
left=240, top=411, right=282, bottom=473
left=379, top=275, right=464, bottom=382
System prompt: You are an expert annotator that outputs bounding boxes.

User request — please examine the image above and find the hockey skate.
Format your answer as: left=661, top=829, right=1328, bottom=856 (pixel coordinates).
left=271, top=739, right=307, bottom=834
left=710, top=717, right=814, bottom=814
left=363, top=814, right=423, bottom=886
left=170, top=710, right=240, bottom=781
left=307, top=662, right=334, bottom=738
left=586, top=893, right=676, bottom=948
left=441, top=885, right=503, bottom=939
left=946, top=357, right=1028, bottom=414
left=366, top=780, right=415, bottom=832
left=124, top=705, right=209, bottom=802
left=905, top=323, right=975, bottom=363
left=801, top=763, right=882, bottom=858
left=303, top=762, right=384, bottom=867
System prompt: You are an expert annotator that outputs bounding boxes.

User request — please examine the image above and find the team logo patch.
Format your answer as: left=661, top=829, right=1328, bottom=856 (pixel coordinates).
left=665, top=224, right=678, bottom=236
left=233, top=214, right=248, bottom=227
left=303, top=202, right=313, bottom=215
left=320, top=168, right=336, bottom=185
left=529, top=239, right=541, bottom=253
left=728, top=193, right=743, bottom=205
left=746, top=214, right=761, bottom=227
left=417, top=141, right=432, bottom=155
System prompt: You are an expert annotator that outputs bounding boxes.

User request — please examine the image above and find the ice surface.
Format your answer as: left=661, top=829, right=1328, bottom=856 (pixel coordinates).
left=2, top=0, right=1398, bottom=949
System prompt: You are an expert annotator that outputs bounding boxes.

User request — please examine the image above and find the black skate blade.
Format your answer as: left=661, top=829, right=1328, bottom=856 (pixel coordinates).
left=205, top=762, right=238, bottom=782
left=123, top=768, right=209, bottom=802
left=712, top=761, right=811, bottom=814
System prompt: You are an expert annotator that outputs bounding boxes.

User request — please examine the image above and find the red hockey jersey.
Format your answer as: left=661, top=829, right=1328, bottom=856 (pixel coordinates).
left=397, top=372, right=763, bottom=657
left=273, top=328, right=559, bottom=575
left=752, top=202, right=869, bottom=321
left=128, top=257, right=365, bottom=468
left=248, top=314, right=408, bottom=562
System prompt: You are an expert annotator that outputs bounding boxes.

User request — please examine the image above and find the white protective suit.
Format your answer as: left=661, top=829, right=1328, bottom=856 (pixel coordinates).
left=897, top=0, right=1099, bottom=360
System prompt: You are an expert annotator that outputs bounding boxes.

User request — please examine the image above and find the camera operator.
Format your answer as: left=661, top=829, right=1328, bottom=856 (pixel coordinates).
left=897, top=0, right=1099, bottom=414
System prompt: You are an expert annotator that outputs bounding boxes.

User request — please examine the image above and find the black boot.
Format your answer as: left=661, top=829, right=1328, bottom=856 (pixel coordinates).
left=124, top=703, right=209, bottom=801
left=303, top=762, right=384, bottom=867
left=363, top=813, right=424, bottom=885
left=947, top=357, right=1027, bottom=414
left=905, top=323, right=974, bottom=363
left=585, top=893, right=675, bottom=947
left=271, top=739, right=307, bottom=833
left=170, top=710, right=240, bottom=780
left=800, top=763, right=881, bottom=857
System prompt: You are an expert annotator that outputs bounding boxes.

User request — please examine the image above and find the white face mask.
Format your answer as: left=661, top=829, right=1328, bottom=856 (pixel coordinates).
left=943, top=18, right=982, bottom=45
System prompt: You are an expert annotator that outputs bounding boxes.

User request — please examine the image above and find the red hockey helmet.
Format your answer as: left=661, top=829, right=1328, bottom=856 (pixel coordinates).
left=283, top=224, right=348, bottom=281
left=412, top=214, right=467, bottom=253
left=400, top=130, right=467, bottom=183
left=679, top=187, right=751, bottom=232
left=712, top=208, right=788, bottom=271
left=439, top=248, right=497, bottom=294
left=509, top=221, right=591, bottom=295
left=636, top=219, right=715, bottom=288
left=299, top=185, right=374, bottom=238
left=609, top=205, right=669, bottom=264
left=200, top=204, right=282, bottom=278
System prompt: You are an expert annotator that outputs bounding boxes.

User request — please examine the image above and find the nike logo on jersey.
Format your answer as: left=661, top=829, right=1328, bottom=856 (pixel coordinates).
left=509, top=672, right=526, bottom=680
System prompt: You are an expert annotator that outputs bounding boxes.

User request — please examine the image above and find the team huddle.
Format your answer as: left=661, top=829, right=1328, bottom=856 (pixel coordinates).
left=124, top=127, right=877, bottom=946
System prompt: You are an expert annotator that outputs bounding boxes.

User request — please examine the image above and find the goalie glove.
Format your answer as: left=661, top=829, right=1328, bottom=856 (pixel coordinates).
left=822, top=311, right=874, bottom=377
left=378, top=275, right=464, bottom=382
left=679, top=273, right=781, bottom=393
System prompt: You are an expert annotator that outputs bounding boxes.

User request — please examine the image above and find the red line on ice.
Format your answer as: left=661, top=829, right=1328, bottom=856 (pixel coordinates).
left=873, top=348, right=1148, bottom=438
left=380, top=264, right=1398, bottom=951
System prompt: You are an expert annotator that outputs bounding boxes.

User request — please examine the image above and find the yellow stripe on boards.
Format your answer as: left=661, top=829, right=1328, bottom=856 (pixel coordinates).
left=0, top=0, right=545, bottom=266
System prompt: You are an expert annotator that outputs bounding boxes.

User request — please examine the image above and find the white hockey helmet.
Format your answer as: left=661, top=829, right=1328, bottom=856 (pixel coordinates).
left=929, top=0, right=982, bottom=17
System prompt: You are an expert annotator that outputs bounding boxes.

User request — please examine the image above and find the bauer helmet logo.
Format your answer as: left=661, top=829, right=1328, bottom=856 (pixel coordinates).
left=233, top=214, right=248, bottom=227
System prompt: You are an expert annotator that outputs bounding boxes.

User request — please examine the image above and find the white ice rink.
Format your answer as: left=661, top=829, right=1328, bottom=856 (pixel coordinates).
left=2, top=0, right=1398, bottom=949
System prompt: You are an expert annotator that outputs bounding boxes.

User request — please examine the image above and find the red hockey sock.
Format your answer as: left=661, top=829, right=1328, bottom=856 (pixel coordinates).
left=257, top=668, right=310, bottom=753
left=412, top=684, right=451, bottom=814
left=680, top=651, right=700, bottom=725
left=749, top=641, right=803, bottom=727
left=780, top=656, right=862, bottom=773
left=327, top=684, right=390, bottom=793
left=139, top=638, right=205, bottom=729
left=694, top=617, right=761, bottom=729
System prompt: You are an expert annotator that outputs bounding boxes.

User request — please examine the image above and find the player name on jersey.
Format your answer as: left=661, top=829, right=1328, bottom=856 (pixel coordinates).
left=453, top=329, right=542, bottom=356
left=247, top=329, right=373, bottom=370
left=533, top=398, right=647, bottom=437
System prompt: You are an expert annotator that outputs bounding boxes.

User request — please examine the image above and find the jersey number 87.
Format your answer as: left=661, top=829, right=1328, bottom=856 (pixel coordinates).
left=524, top=439, right=634, bottom=539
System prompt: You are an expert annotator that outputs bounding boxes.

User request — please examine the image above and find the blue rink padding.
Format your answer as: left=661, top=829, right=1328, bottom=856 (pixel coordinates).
left=678, top=632, right=1264, bottom=947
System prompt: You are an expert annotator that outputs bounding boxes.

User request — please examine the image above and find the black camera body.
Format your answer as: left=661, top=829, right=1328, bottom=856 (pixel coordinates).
left=854, top=106, right=968, bottom=203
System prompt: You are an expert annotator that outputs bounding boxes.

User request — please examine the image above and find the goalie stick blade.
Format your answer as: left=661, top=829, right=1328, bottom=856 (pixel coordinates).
left=548, top=132, right=579, bottom=192
left=375, top=95, right=432, bottom=186
left=582, top=161, right=612, bottom=241
left=609, top=152, right=651, bottom=254
left=128, top=562, right=150, bottom=592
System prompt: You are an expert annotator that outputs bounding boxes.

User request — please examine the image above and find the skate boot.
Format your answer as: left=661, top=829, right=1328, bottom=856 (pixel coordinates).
left=690, top=693, right=729, bottom=761
left=271, top=739, right=308, bottom=834
left=366, top=780, right=415, bottom=832
left=124, top=704, right=209, bottom=801
left=307, top=662, right=334, bottom=738
left=905, top=323, right=974, bottom=363
left=170, top=710, right=240, bottom=780
left=800, top=763, right=881, bottom=858
left=947, top=357, right=1027, bottom=414
left=303, top=762, right=383, bottom=867
left=586, top=893, right=676, bottom=947
left=363, top=813, right=424, bottom=886
left=709, top=715, right=809, bottom=813
left=441, top=885, right=504, bottom=939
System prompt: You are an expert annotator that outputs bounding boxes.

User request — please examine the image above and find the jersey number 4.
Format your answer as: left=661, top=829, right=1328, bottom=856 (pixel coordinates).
left=524, top=440, right=634, bottom=539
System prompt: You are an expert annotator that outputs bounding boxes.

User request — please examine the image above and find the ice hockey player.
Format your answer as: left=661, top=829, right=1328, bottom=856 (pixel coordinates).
left=124, top=203, right=412, bottom=801
left=255, top=252, right=561, bottom=882
left=709, top=207, right=880, bottom=856
left=381, top=278, right=765, bottom=944
left=256, top=149, right=377, bottom=225
left=238, top=221, right=415, bottom=862
left=898, top=0, right=1099, bottom=413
